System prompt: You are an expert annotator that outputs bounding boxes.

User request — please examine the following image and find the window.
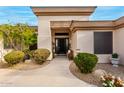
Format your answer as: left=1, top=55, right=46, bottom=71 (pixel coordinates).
left=94, top=32, right=113, bottom=54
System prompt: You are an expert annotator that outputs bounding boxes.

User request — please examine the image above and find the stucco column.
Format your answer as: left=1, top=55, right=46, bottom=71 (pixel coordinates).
left=113, top=28, right=124, bottom=65
left=38, top=17, right=52, bottom=60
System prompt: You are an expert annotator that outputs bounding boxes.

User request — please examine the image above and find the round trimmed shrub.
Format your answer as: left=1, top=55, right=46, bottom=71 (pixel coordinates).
left=29, top=50, right=35, bottom=58
left=23, top=49, right=31, bottom=60
left=74, top=53, right=98, bottom=73
left=4, top=51, right=25, bottom=65
left=22, top=49, right=35, bottom=60
left=33, top=49, right=50, bottom=64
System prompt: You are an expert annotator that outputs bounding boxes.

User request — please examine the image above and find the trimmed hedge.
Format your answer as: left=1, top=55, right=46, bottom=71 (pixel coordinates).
left=23, top=49, right=36, bottom=60
left=74, top=53, right=98, bottom=73
left=4, top=51, right=25, bottom=65
left=23, top=49, right=31, bottom=60
left=33, top=49, right=50, bottom=64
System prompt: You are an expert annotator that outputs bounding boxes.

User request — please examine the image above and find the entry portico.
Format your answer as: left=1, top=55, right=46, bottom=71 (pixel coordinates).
left=32, top=7, right=124, bottom=65
left=32, top=7, right=96, bottom=60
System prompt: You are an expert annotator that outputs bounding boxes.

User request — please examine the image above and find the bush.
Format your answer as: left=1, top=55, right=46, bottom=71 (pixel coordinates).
left=74, top=53, right=98, bottom=73
left=33, top=49, right=50, bottom=64
left=23, top=49, right=36, bottom=60
left=23, top=49, right=31, bottom=60
left=29, top=50, right=35, bottom=58
left=112, top=53, right=118, bottom=58
left=4, top=51, right=25, bottom=65
left=23, top=49, right=30, bottom=54
left=101, top=74, right=124, bottom=87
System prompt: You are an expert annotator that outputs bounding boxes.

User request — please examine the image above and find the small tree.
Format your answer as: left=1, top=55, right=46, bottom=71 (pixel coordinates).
left=21, top=25, right=37, bottom=50
left=0, top=23, right=37, bottom=51
left=0, top=24, right=20, bottom=50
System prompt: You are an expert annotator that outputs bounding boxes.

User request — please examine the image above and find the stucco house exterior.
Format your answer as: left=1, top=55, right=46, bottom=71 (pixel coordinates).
left=32, top=6, right=124, bottom=65
left=0, top=7, right=124, bottom=65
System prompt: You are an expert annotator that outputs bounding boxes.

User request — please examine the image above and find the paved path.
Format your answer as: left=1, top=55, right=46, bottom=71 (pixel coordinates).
left=0, top=56, right=95, bottom=87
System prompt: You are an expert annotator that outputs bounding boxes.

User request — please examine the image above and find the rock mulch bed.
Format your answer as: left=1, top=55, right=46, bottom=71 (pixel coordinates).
left=69, top=62, right=124, bottom=87
left=0, top=60, right=50, bottom=70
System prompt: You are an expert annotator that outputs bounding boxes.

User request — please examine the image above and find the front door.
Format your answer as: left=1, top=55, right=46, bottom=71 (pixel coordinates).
left=55, top=38, right=69, bottom=54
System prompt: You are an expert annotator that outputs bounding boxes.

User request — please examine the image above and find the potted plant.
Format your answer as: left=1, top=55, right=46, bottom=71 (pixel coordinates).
left=110, top=53, right=120, bottom=67
left=67, top=49, right=74, bottom=60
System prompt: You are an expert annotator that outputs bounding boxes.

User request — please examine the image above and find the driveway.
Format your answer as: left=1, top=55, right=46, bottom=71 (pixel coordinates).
left=0, top=56, right=95, bottom=87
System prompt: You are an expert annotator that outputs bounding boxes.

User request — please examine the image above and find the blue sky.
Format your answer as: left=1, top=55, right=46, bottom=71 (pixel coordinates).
left=90, top=6, right=124, bottom=20
left=0, top=6, right=124, bottom=26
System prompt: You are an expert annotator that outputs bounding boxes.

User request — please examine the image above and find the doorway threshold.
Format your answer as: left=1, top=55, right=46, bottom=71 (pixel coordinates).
left=55, top=54, right=67, bottom=56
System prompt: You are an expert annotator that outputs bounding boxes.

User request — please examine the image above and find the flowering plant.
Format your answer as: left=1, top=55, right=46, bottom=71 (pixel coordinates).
left=101, top=74, right=124, bottom=87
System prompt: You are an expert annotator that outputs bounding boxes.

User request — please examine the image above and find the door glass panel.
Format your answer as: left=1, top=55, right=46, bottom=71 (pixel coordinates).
left=66, top=39, right=69, bottom=51
left=56, top=39, right=58, bottom=48
left=55, top=38, right=69, bottom=54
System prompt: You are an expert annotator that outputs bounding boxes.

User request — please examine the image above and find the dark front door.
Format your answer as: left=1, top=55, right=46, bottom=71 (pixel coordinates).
left=55, top=38, right=69, bottom=54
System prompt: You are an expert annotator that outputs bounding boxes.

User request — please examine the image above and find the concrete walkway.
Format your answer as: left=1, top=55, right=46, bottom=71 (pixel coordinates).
left=0, top=56, right=95, bottom=87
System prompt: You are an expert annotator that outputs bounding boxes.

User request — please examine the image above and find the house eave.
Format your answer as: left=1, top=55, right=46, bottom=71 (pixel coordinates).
left=50, top=16, right=124, bottom=32
left=32, top=7, right=96, bottom=16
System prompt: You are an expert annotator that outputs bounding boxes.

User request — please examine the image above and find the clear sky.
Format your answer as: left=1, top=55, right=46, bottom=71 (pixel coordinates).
left=0, top=6, right=124, bottom=26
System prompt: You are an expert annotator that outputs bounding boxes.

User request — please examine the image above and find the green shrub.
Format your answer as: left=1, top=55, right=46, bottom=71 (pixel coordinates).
left=22, top=49, right=35, bottom=59
left=23, top=49, right=31, bottom=60
left=29, top=50, right=35, bottom=58
left=74, top=53, right=98, bottom=73
left=23, top=49, right=30, bottom=55
left=33, top=49, right=50, bottom=64
left=4, top=51, right=25, bottom=65
left=112, top=53, right=118, bottom=58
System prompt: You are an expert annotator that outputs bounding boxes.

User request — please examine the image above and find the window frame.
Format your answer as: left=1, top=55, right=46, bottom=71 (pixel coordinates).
left=94, top=31, right=113, bottom=54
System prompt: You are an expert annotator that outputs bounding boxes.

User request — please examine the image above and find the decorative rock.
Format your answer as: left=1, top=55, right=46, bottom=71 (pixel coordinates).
left=93, top=69, right=107, bottom=80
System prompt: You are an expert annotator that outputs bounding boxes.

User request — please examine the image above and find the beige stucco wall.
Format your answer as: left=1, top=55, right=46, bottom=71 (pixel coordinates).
left=77, top=31, right=94, bottom=53
left=113, top=27, right=124, bottom=65
left=71, top=32, right=77, bottom=56
left=38, top=16, right=89, bottom=60
left=75, top=30, right=112, bottom=63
